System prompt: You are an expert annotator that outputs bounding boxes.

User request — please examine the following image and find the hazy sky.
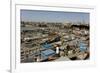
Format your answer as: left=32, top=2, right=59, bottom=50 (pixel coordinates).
left=20, top=9, right=89, bottom=24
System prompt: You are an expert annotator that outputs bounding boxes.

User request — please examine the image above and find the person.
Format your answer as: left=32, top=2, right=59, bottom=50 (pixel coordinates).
left=36, top=56, right=40, bottom=62
left=56, top=45, right=60, bottom=57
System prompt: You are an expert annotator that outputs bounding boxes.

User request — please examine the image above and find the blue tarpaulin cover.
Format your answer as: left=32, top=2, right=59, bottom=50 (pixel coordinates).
left=40, top=49, right=55, bottom=60
left=79, top=42, right=87, bottom=51
left=41, top=49, right=55, bottom=56
left=42, top=44, right=53, bottom=50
